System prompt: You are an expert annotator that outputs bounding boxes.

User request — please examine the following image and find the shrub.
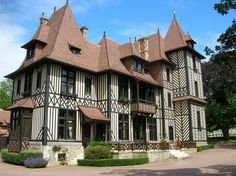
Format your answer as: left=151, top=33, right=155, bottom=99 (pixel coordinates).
left=197, top=144, right=214, bottom=152
left=24, top=157, right=48, bottom=168
left=1, top=150, right=43, bottom=165
left=89, top=141, right=111, bottom=148
left=84, top=146, right=112, bottom=159
left=78, top=157, right=149, bottom=167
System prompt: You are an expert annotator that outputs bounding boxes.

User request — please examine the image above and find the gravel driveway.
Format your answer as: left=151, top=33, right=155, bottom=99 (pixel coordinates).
left=0, top=143, right=235, bottom=176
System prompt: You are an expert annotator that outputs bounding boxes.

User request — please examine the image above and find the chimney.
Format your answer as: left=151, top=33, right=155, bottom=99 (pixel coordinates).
left=80, top=26, right=88, bottom=40
left=40, top=12, right=48, bottom=25
left=138, top=37, right=149, bottom=60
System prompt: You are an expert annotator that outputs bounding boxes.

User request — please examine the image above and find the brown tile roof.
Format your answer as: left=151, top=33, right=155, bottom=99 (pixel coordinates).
left=79, top=106, right=110, bottom=122
left=173, top=96, right=207, bottom=104
left=131, top=71, right=159, bottom=86
left=165, top=17, right=187, bottom=51
left=0, top=109, right=10, bottom=126
left=7, top=98, right=34, bottom=110
left=6, top=4, right=202, bottom=87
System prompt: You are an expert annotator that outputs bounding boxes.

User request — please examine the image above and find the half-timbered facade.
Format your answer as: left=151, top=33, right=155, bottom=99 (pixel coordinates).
left=5, top=4, right=206, bottom=162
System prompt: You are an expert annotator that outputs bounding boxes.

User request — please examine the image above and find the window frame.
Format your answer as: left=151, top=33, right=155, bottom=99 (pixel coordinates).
left=118, top=114, right=129, bottom=140
left=118, top=76, right=128, bottom=99
left=16, top=78, right=21, bottom=95
left=166, top=67, right=171, bottom=82
left=197, top=111, right=201, bottom=130
left=195, top=81, right=199, bottom=97
left=133, top=60, right=144, bottom=73
left=26, top=45, right=36, bottom=59
left=168, top=92, right=172, bottom=108
left=61, top=68, right=75, bottom=95
left=149, top=118, right=157, bottom=141
left=24, top=72, right=33, bottom=96
left=85, top=74, right=92, bottom=96
left=58, top=109, right=76, bottom=140
left=36, top=69, right=42, bottom=89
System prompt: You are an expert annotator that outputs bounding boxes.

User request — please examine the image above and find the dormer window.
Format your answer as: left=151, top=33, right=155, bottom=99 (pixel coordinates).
left=133, top=60, right=144, bottom=73
left=26, top=45, right=35, bottom=59
left=69, top=45, right=81, bottom=54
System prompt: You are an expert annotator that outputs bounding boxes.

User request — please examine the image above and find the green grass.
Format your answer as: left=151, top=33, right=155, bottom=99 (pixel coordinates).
left=197, top=144, right=214, bottom=152
left=77, top=157, right=149, bottom=167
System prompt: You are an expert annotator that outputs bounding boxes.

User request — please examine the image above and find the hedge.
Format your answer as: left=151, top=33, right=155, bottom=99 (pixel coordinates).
left=77, top=157, right=149, bottom=167
left=89, top=141, right=111, bottom=147
left=84, top=146, right=112, bottom=159
left=1, top=150, right=43, bottom=165
left=197, top=144, right=214, bottom=152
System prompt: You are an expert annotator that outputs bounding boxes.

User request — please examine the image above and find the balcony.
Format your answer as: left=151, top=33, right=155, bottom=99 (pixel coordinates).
left=131, top=100, right=156, bottom=114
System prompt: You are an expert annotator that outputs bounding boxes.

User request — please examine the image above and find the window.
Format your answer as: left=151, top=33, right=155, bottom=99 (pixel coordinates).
left=149, top=118, right=157, bottom=141
left=168, top=93, right=172, bottom=108
left=193, top=56, right=197, bottom=71
left=85, top=74, right=92, bottom=95
left=36, top=69, right=42, bottom=89
left=69, top=45, right=81, bottom=54
left=139, top=83, right=155, bottom=103
left=197, top=111, right=201, bottom=130
left=24, top=72, right=32, bottom=96
left=119, top=114, right=129, bottom=140
left=166, top=67, right=170, bottom=82
left=169, top=126, right=174, bottom=141
left=11, top=109, right=32, bottom=139
left=61, top=68, right=75, bottom=95
left=26, top=45, right=35, bottom=59
left=131, top=81, right=137, bottom=100
left=133, top=60, right=144, bottom=73
left=195, top=81, right=199, bottom=97
left=58, top=109, right=76, bottom=140
left=118, top=76, right=128, bottom=100
left=17, top=78, right=21, bottom=95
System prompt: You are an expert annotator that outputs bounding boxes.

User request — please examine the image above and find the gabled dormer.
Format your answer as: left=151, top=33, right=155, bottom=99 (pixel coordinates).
left=21, top=14, right=49, bottom=59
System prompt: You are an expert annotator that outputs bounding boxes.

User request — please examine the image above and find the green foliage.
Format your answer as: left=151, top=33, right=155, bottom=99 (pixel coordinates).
left=52, top=145, right=61, bottom=152
left=0, top=79, right=12, bottom=109
left=77, top=157, right=149, bottom=167
left=84, top=146, right=112, bottom=159
left=197, top=144, right=214, bottom=152
left=214, top=0, right=236, bottom=15
left=89, top=141, right=111, bottom=147
left=1, top=150, right=43, bottom=165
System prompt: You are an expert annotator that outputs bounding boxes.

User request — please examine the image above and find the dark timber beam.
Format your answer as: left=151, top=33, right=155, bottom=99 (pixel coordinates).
left=161, top=88, right=165, bottom=138
left=42, top=62, right=51, bottom=146
left=107, top=73, right=111, bottom=140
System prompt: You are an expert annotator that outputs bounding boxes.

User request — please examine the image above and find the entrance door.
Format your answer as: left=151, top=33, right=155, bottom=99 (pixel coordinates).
left=82, top=123, right=91, bottom=147
left=169, top=126, right=174, bottom=141
left=133, top=117, right=146, bottom=142
left=96, top=124, right=106, bottom=141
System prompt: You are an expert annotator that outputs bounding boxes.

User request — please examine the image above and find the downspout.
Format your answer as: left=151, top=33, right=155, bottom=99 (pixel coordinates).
left=42, top=62, right=51, bottom=146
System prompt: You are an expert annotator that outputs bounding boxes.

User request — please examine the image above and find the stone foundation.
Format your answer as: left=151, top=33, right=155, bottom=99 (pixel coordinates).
left=29, top=141, right=84, bottom=166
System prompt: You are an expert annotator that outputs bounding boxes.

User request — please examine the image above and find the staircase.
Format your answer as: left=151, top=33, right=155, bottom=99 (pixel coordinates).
left=169, top=150, right=190, bottom=159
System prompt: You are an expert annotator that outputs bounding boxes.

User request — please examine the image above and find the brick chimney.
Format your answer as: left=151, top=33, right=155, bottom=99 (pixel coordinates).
left=138, top=37, right=149, bottom=60
left=80, top=26, right=88, bottom=40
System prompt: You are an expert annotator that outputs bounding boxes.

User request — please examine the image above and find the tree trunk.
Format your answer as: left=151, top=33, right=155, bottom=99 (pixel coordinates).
left=221, top=126, right=230, bottom=140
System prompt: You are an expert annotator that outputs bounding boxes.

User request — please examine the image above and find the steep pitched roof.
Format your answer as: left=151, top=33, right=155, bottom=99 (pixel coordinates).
left=79, top=106, right=110, bottom=122
left=147, top=32, right=169, bottom=63
left=165, top=16, right=188, bottom=51
left=7, top=98, right=34, bottom=110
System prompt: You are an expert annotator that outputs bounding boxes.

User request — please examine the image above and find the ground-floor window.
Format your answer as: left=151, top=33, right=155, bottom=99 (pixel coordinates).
left=11, top=109, right=32, bottom=139
left=169, top=126, right=174, bottom=141
left=133, top=117, right=146, bottom=141
left=118, top=114, right=129, bottom=140
left=58, top=109, right=76, bottom=140
left=149, top=118, right=157, bottom=141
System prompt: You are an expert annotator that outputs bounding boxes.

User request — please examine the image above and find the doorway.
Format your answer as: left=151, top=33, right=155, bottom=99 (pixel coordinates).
left=133, top=117, right=146, bottom=142
left=82, top=123, right=91, bottom=147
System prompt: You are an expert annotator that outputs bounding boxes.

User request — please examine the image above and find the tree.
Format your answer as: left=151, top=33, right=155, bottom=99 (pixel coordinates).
left=202, top=0, right=236, bottom=139
left=0, top=79, right=13, bottom=109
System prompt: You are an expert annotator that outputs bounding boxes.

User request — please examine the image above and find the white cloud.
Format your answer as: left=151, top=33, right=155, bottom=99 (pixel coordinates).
left=110, top=19, right=168, bottom=42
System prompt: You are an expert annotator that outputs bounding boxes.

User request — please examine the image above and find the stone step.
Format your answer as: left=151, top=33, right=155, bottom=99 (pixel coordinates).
left=169, top=150, right=190, bottom=159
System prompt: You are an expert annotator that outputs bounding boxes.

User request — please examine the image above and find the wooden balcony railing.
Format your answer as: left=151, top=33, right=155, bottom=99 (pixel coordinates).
left=131, top=100, right=156, bottom=113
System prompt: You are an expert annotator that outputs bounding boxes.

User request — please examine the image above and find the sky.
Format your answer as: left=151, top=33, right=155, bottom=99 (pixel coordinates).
left=0, top=0, right=235, bottom=81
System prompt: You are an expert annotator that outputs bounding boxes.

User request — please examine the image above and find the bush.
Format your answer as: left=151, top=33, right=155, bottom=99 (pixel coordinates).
left=24, top=157, right=48, bottom=168
left=85, top=146, right=112, bottom=159
left=78, top=157, right=149, bottom=167
left=197, top=144, right=214, bottom=152
left=89, top=141, right=111, bottom=147
left=1, top=150, right=43, bottom=165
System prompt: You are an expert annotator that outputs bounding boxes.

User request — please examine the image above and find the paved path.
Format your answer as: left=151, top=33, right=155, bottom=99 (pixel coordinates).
left=0, top=144, right=236, bottom=176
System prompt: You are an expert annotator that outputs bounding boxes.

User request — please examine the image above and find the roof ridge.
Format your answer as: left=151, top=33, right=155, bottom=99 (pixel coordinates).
left=103, top=36, right=111, bottom=69
left=173, top=18, right=186, bottom=46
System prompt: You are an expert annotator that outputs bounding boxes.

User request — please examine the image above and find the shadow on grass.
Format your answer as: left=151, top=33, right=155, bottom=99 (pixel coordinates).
left=101, top=164, right=236, bottom=176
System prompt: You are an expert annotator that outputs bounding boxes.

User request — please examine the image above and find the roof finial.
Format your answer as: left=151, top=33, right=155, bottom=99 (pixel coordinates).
left=187, top=32, right=190, bottom=36
left=129, top=37, right=131, bottom=42
left=173, top=9, right=176, bottom=18
left=157, top=27, right=160, bottom=34
left=103, top=31, right=106, bottom=38
left=134, top=37, right=137, bottom=42
left=54, top=6, right=57, bottom=12
left=41, top=12, right=45, bottom=17
left=66, top=0, right=69, bottom=5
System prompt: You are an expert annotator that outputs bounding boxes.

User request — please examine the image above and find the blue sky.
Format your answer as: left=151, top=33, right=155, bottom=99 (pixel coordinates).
left=0, top=0, right=235, bottom=80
